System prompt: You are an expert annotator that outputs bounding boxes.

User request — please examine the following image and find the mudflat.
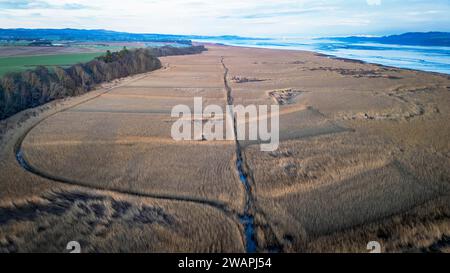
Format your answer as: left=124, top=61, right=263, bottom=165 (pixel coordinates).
left=0, top=44, right=449, bottom=253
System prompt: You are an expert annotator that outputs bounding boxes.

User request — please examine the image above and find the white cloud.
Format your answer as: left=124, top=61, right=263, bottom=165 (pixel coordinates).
left=366, top=0, right=381, bottom=6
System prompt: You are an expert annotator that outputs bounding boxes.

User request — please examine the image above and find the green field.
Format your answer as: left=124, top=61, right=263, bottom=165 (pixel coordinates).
left=0, top=52, right=104, bottom=76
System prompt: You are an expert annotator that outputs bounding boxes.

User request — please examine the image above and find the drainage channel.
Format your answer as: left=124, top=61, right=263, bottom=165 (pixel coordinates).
left=221, top=57, right=257, bottom=253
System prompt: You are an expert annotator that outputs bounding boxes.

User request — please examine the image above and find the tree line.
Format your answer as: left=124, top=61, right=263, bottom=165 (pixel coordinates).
left=147, top=45, right=206, bottom=57
left=0, top=46, right=207, bottom=120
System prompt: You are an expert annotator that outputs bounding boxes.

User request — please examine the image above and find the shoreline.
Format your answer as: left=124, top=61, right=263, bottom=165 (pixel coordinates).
left=195, top=41, right=450, bottom=77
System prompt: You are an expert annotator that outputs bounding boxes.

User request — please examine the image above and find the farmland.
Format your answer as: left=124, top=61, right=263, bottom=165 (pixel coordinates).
left=0, top=41, right=140, bottom=76
left=0, top=52, right=104, bottom=76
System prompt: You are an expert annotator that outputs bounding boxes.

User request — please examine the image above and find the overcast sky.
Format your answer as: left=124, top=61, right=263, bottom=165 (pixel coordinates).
left=0, top=0, right=449, bottom=37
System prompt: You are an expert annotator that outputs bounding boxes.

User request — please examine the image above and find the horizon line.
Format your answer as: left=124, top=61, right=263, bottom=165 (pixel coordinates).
left=1, top=27, right=449, bottom=40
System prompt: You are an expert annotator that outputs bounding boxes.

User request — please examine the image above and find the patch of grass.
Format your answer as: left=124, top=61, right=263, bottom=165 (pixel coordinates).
left=0, top=190, right=245, bottom=253
left=0, top=52, right=104, bottom=76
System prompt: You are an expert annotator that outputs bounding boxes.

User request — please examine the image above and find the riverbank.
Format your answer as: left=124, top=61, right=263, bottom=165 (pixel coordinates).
left=194, top=38, right=450, bottom=75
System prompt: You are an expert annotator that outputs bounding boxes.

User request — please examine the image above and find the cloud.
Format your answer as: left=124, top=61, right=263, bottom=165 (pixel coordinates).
left=222, top=6, right=337, bottom=20
left=366, top=0, right=382, bottom=6
left=0, top=0, right=50, bottom=9
left=0, top=0, right=90, bottom=10
left=62, top=3, right=90, bottom=10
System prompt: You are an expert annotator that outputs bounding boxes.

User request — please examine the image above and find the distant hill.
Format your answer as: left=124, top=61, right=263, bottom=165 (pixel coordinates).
left=0, top=28, right=267, bottom=44
left=0, top=28, right=193, bottom=44
left=325, top=32, right=450, bottom=47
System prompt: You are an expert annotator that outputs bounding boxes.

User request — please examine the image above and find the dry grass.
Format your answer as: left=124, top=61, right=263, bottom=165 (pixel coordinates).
left=224, top=46, right=450, bottom=252
left=0, top=44, right=449, bottom=252
left=22, top=140, right=244, bottom=211
left=0, top=189, right=244, bottom=253
left=18, top=47, right=244, bottom=212
left=305, top=194, right=450, bottom=253
left=0, top=46, right=247, bottom=252
left=246, top=132, right=449, bottom=252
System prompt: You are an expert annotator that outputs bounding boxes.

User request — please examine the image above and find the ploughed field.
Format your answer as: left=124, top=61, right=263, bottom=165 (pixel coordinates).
left=0, top=45, right=449, bottom=252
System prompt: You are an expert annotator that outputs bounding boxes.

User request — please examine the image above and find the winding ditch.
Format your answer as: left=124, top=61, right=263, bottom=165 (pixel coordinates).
left=221, top=57, right=257, bottom=253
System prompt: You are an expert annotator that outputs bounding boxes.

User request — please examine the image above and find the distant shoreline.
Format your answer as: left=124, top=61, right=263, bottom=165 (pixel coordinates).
left=195, top=41, right=450, bottom=77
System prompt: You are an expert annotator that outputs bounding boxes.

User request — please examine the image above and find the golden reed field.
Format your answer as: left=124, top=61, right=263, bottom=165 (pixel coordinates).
left=0, top=44, right=449, bottom=253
